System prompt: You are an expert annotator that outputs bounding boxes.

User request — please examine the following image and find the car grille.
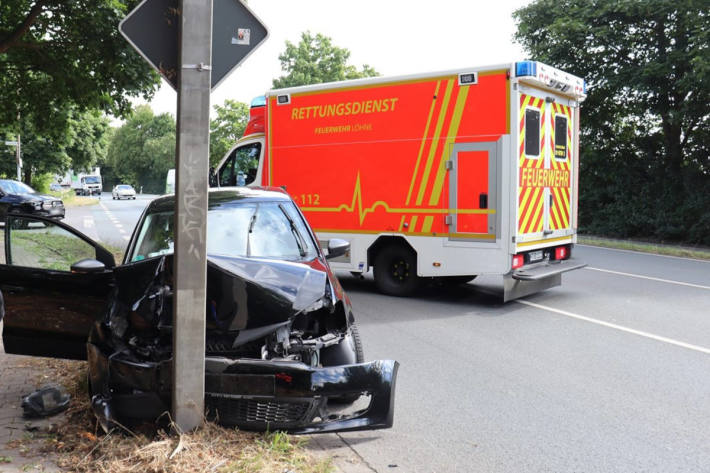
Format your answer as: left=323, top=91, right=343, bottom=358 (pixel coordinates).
left=205, top=395, right=317, bottom=427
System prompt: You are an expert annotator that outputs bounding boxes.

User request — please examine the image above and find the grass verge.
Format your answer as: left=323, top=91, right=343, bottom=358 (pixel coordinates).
left=578, top=235, right=710, bottom=260
left=9, top=359, right=334, bottom=473
left=50, top=190, right=99, bottom=207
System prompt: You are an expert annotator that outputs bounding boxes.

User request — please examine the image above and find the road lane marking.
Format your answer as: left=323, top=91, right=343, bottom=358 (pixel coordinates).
left=585, top=267, right=710, bottom=290
left=577, top=244, right=710, bottom=263
left=516, top=300, right=710, bottom=355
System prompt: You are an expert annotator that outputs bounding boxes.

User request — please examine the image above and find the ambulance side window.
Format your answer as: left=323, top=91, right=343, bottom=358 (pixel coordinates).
left=554, top=115, right=568, bottom=160
left=218, top=143, right=261, bottom=187
left=524, top=108, right=540, bottom=157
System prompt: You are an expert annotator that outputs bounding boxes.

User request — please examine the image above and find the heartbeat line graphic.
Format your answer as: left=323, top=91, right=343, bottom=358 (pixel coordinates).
left=301, top=172, right=495, bottom=226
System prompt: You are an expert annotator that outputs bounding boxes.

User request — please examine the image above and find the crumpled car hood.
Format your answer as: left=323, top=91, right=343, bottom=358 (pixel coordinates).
left=114, top=254, right=329, bottom=332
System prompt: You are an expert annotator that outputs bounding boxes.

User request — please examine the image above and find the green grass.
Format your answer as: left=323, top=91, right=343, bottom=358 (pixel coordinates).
left=11, top=227, right=96, bottom=270
left=48, top=189, right=98, bottom=207
left=578, top=235, right=710, bottom=260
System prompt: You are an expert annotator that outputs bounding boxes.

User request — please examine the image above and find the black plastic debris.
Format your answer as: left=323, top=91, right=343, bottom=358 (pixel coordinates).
left=21, top=384, right=71, bottom=418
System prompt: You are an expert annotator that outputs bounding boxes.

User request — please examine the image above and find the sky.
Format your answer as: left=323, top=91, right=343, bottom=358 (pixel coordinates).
left=141, top=0, right=532, bottom=118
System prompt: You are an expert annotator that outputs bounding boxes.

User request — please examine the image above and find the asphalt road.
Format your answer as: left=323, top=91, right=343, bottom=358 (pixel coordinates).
left=61, top=197, right=710, bottom=472
left=63, top=192, right=158, bottom=255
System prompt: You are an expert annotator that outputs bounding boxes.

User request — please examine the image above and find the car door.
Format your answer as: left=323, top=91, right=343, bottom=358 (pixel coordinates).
left=0, top=214, right=116, bottom=360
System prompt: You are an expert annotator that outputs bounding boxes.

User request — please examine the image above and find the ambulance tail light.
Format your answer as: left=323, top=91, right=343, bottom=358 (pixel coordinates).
left=554, top=245, right=570, bottom=261
left=515, top=61, right=537, bottom=77
left=512, top=254, right=525, bottom=269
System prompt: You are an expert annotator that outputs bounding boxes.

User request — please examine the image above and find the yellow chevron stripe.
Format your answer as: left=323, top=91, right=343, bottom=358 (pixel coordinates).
left=520, top=187, right=541, bottom=232
left=409, top=215, right=418, bottom=233
left=421, top=215, right=434, bottom=233
left=398, top=215, right=406, bottom=232
left=518, top=187, right=532, bottom=220
left=415, top=80, right=454, bottom=205
left=429, top=84, right=470, bottom=206
left=406, top=80, right=442, bottom=205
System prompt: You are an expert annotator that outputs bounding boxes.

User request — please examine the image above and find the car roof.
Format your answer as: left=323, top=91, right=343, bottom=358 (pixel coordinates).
left=147, top=186, right=292, bottom=213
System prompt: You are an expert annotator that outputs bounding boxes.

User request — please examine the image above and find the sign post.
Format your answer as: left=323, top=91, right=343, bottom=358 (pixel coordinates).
left=171, top=0, right=212, bottom=432
left=120, top=0, right=267, bottom=432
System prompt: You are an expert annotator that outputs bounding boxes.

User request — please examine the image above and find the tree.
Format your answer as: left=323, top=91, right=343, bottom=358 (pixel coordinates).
left=514, top=0, right=710, bottom=244
left=0, top=1, right=160, bottom=135
left=209, top=100, right=249, bottom=166
left=273, top=32, right=378, bottom=88
left=106, top=105, right=175, bottom=193
left=0, top=108, right=110, bottom=185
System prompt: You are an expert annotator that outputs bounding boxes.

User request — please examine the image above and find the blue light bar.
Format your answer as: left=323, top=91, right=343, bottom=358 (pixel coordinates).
left=250, top=96, right=266, bottom=107
left=515, top=61, right=537, bottom=77
left=583, top=80, right=587, bottom=94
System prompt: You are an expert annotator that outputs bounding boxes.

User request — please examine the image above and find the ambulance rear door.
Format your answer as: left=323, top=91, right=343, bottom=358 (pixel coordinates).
left=516, top=86, right=577, bottom=244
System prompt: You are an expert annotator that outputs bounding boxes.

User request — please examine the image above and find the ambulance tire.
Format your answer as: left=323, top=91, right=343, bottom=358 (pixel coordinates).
left=373, top=244, right=421, bottom=296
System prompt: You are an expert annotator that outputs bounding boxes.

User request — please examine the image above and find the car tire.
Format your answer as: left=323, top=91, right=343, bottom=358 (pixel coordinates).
left=321, top=323, right=365, bottom=404
left=373, top=244, right=421, bottom=296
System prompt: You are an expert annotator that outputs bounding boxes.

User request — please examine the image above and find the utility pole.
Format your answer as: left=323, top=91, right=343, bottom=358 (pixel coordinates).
left=16, top=133, right=21, bottom=181
left=172, top=0, right=212, bottom=432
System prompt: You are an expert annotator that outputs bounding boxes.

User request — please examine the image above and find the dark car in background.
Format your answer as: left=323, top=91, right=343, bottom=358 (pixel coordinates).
left=0, top=179, right=65, bottom=222
left=0, top=187, right=398, bottom=434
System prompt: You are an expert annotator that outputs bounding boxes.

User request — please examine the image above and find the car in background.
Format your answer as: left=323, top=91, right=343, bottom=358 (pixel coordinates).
left=0, top=187, right=398, bottom=434
left=0, top=179, right=65, bottom=222
left=112, top=184, right=136, bottom=200
left=49, top=183, right=63, bottom=192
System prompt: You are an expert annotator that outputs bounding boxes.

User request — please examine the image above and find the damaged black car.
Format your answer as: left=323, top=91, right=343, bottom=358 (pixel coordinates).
left=0, top=187, right=398, bottom=433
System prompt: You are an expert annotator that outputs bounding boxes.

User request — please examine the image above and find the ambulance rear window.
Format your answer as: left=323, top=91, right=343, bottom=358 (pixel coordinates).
left=555, top=115, right=568, bottom=160
left=525, top=108, right=540, bottom=156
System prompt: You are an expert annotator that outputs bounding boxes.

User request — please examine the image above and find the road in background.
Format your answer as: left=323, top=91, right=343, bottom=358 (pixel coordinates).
left=63, top=192, right=156, bottom=252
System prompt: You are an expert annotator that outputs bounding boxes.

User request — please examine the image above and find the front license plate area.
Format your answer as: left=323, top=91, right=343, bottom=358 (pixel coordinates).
left=528, top=250, right=544, bottom=263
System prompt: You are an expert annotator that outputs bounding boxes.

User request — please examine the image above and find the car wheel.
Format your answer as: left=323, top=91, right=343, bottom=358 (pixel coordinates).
left=321, top=323, right=365, bottom=404
left=373, top=244, right=421, bottom=296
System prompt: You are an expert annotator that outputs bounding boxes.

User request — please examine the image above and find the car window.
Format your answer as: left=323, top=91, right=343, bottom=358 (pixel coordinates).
left=0, top=180, right=35, bottom=194
left=5, top=217, right=95, bottom=271
left=129, top=202, right=317, bottom=262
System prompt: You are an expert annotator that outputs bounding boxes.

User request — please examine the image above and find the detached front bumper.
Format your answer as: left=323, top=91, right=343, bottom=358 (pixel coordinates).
left=87, top=342, right=398, bottom=434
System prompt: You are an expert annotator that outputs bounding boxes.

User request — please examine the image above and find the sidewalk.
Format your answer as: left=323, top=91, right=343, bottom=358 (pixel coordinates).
left=0, top=322, right=61, bottom=473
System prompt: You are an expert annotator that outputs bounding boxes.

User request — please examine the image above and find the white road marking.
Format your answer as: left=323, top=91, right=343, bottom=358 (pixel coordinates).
left=585, top=266, right=710, bottom=290
left=517, top=300, right=710, bottom=355
left=82, top=216, right=94, bottom=228
left=577, top=244, right=710, bottom=263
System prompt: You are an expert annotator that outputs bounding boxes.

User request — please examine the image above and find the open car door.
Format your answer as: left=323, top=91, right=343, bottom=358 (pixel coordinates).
left=0, top=215, right=115, bottom=360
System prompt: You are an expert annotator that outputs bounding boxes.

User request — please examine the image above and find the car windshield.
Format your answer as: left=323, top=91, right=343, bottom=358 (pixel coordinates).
left=0, top=180, right=35, bottom=194
left=117, top=185, right=133, bottom=190
left=129, top=201, right=317, bottom=262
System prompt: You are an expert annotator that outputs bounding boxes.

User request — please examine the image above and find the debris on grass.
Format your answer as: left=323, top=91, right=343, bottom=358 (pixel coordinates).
left=11, top=358, right=334, bottom=473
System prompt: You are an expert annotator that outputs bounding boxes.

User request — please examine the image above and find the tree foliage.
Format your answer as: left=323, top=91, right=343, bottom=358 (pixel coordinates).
left=0, top=108, right=109, bottom=186
left=209, top=99, right=249, bottom=167
left=273, top=32, right=378, bottom=89
left=514, top=0, right=710, bottom=245
left=105, top=105, right=175, bottom=193
left=0, top=0, right=160, bottom=135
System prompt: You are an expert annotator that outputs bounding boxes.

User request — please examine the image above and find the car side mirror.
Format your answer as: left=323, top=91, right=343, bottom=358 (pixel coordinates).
left=70, top=258, right=106, bottom=274
left=326, top=239, right=350, bottom=260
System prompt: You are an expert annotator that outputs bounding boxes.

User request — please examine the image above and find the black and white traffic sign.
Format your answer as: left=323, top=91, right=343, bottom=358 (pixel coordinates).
left=119, top=0, right=268, bottom=90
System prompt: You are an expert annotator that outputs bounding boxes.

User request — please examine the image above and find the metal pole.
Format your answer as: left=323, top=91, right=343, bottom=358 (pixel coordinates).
left=172, top=0, right=212, bottom=432
left=16, top=134, right=21, bottom=182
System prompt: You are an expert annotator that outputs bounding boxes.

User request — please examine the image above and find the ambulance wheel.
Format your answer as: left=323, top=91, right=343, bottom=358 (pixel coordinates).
left=374, top=244, right=421, bottom=296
